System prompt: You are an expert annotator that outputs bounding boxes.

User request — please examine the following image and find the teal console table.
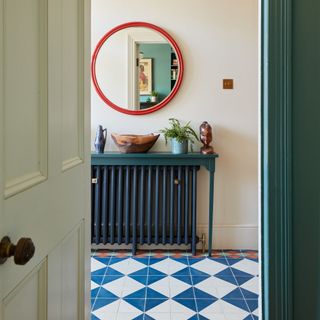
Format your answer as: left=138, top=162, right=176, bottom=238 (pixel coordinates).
left=91, top=152, right=218, bottom=256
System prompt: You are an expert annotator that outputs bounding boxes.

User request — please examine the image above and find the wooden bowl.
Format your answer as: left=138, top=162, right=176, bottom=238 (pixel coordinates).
left=111, top=133, right=160, bottom=153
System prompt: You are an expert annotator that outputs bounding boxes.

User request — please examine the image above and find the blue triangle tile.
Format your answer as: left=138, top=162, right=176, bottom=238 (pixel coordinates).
left=129, top=275, right=148, bottom=285
left=132, top=257, right=150, bottom=265
left=148, top=267, right=167, bottom=276
left=174, top=298, right=197, bottom=312
left=192, top=275, right=210, bottom=285
left=169, top=257, right=189, bottom=265
left=109, top=257, right=129, bottom=265
left=247, top=258, right=259, bottom=263
left=146, top=287, right=167, bottom=299
left=222, top=288, right=244, bottom=300
left=207, top=258, right=229, bottom=266
left=251, top=315, right=259, bottom=320
left=188, top=258, right=205, bottom=265
left=226, top=258, right=244, bottom=266
left=132, top=315, right=144, bottom=320
left=172, top=287, right=194, bottom=299
left=101, top=275, right=123, bottom=285
left=91, top=275, right=104, bottom=285
left=91, top=287, right=100, bottom=298
left=147, top=275, right=167, bottom=285
left=214, top=275, right=238, bottom=286
left=92, top=298, right=118, bottom=311
left=145, top=298, right=168, bottom=311
left=190, top=267, right=210, bottom=277
left=196, top=298, right=218, bottom=311
left=187, top=316, right=198, bottom=320
left=93, top=257, right=111, bottom=265
left=97, top=287, right=118, bottom=299
left=172, top=275, right=193, bottom=285
left=133, top=315, right=155, bottom=320
left=149, top=257, right=167, bottom=265
left=214, top=267, right=234, bottom=278
left=222, top=298, right=250, bottom=312
left=246, top=299, right=259, bottom=312
left=124, top=298, right=145, bottom=311
left=128, top=267, right=149, bottom=276
left=194, top=287, right=217, bottom=300
left=235, top=276, right=254, bottom=286
left=241, top=288, right=259, bottom=299
left=91, top=267, right=107, bottom=276
left=243, top=316, right=253, bottom=320
left=91, top=314, right=100, bottom=320
left=123, top=288, right=146, bottom=299
left=172, top=267, right=190, bottom=276
left=231, top=267, right=255, bottom=278
left=105, top=267, right=124, bottom=276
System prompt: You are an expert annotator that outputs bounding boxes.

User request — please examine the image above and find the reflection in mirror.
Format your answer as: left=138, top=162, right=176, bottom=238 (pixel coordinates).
left=94, top=27, right=180, bottom=112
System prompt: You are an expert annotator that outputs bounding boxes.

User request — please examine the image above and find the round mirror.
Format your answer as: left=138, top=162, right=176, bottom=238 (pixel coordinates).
left=91, top=22, right=184, bottom=115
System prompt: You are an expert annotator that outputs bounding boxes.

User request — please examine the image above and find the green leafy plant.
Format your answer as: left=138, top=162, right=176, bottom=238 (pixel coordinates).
left=159, top=118, right=199, bottom=150
left=151, top=91, right=159, bottom=97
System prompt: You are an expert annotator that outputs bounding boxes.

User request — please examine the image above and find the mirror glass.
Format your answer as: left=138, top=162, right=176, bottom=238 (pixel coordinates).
left=93, top=26, right=181, bottom=113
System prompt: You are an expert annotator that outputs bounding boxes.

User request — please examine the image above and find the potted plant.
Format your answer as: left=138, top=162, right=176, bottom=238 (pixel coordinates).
left=160, top=118, right=199, bottom=154
left=150, top=91, right=159, bottom=103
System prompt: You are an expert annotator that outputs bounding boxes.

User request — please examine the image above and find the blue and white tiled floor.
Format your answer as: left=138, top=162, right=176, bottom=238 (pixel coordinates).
left=91, top=250, right=259, bottom=320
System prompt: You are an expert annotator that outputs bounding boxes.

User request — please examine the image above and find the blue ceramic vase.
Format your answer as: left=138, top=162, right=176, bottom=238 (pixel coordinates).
left=171, top=138, right=188, bottom=154
left=94, top=125, right=107, bottom=153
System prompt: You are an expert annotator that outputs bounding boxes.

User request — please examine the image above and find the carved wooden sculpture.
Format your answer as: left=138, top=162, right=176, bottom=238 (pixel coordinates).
left=200, top=121, right=214, bottom=154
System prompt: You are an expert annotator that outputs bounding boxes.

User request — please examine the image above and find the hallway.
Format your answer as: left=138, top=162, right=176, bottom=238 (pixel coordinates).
left=91, top=250, right=259, bottom=320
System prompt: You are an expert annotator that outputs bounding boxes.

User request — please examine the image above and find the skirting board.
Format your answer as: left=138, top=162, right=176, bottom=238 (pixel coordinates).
left=91, top=224, right=259, bottom=251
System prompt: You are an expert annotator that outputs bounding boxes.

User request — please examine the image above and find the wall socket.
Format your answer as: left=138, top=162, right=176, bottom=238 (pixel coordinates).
left=223, top=79, right=234, bottom=89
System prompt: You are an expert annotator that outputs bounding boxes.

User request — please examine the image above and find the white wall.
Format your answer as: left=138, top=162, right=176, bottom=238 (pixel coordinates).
left=91, top=0, right=259, bottom=249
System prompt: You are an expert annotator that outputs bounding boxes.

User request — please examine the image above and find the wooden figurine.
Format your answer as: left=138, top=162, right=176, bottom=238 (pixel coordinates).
left=200, top=121, right=214, bottom=154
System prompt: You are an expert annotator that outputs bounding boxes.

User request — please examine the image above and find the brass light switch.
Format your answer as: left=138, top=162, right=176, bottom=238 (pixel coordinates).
left=223, top=79, right=234, bottom=89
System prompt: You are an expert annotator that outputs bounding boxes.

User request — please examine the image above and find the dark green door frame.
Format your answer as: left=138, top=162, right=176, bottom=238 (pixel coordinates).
left=262, top=0, right=293, bottom=319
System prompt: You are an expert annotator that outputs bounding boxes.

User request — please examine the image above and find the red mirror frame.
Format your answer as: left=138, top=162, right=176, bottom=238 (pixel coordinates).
left=91, top=22, right=184, bottom=116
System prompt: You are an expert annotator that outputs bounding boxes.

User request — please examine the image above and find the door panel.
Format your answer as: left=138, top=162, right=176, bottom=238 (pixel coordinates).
left=0, top=0, right=90, bottom=318
left=4, top=0, right=48, bottom=198
left=2, top=260, right=47, bottom=320
left=61, top=0, right=84, bottom=171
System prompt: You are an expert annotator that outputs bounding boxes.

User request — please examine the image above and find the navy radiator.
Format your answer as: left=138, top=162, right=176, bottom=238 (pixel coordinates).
left=91, top=165, right=200, bottom=255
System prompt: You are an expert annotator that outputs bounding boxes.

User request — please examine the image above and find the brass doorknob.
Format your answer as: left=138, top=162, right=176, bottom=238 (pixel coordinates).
left=0, top=236, right=35, bottom=265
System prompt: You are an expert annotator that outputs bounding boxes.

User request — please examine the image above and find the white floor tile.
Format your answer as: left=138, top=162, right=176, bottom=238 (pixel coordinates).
left=146, top=299, right=171, bottom=313
left=118, top=299, right=143, bottom=313
left=240, top=276, right=259, bottom=295
left=170, top=300, right=195, bottom=314
left=91, top=280, right=100, bottom=290
left=232, top=259, right=259, bottom=276
left=168, top=260, right=188, bottom=274
left=146, top=312, right=172, bottom=320
left=150, top=259, right=170, bottom=274
left=169, top=276, right=191, bottom=298
left=102, top=277, right=126, bottom=297
left=91, top=258, right=107, bottom=273
left=170, top=312, right=197, bottom=320
left=116, top=312, right=143, bottom=320
left=148, top=277, right=170, bottom=297
left=110, top=259, right=145, bottom=275
left=195, top=277, right=237, bottom=298
left=92, top=300, right=120, bottom=318
left=191, top=258, right=227, bottom=276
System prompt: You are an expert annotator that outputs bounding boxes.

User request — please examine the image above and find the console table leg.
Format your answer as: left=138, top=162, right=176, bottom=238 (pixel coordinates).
left=208, top=171, right=215, bottom=257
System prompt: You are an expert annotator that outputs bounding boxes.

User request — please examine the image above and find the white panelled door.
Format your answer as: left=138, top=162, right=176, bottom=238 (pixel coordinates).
left=0, top=0, right=90, bottom=319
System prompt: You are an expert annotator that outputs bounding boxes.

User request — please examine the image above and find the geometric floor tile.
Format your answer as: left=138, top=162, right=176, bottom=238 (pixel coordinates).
left=91, top=250, right=260, bottom=320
